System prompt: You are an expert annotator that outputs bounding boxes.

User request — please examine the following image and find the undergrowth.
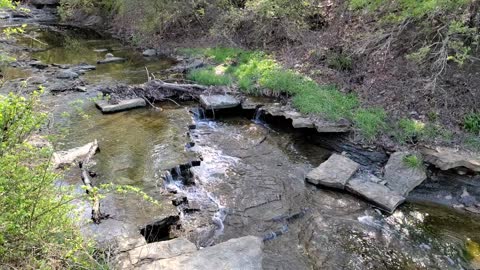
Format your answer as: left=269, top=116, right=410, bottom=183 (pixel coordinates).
left=402, top=154, right=423, bottom=169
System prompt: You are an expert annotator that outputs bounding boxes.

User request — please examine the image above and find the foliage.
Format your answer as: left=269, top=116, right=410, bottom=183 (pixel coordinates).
left=0, top=91, right=103, bottom=269
left=402, top=154, right=423, bottom=169
left=463, top=112, right=480, bottom=134
left=352, top=108, right=387, bottom=141
left=187, top=67, right=233, bottom=86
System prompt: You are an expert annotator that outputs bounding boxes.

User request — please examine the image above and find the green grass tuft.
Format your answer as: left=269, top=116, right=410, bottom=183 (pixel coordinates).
left=326, top=52, right=353, bottom=71
left=187, top=68, right=233, bottom=86
left=464, top=112, right=480, bottom=134
left=205, top=47, right=246, bottom=63
left=402, top=154, right=423, bottom=169
left=353, top=108, right=387, bottom=141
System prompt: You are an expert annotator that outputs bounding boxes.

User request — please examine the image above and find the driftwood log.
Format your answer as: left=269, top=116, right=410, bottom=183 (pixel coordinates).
left=77, top=139, right=107, bottom=224
left=100, top=79, right=226, bottom=104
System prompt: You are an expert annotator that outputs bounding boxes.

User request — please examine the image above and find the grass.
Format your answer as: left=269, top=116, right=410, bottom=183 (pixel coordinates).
left=464, top=112, right=480, bottom=134
left=187, top=68, right=233, bottom=86
left=180, top=46, right=474, bottom=148
left=353, top=108, right=387, bottom=142
left=402, top=154, right=423, bottom=169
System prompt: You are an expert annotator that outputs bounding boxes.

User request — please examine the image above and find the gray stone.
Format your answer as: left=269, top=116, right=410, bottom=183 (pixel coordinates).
left=127, top=238, right=197, bottom=265
left=346, top=175, right=405, bottom=213
left=94, top=49, right=108, bottom=53
left=30, top=61, right=48, bottom=69
left=95, top=98, right=146, bottom=113
left=56, top=70, right=79, bottom=79
left=306, top=154, right=360, bottom=189
left=30, top=0, right=59, bottom=5
left=314, top=118, right=351, bottom=133
left=200, top=95, right=240, bottom=110
left=136, top=236, right=263, bottom=270
left=420, top=146, right=480, bottom=173
left=167, top=59, right=205, bottom=73
left=142, top=49, right=157, bottom=57
left=384, top=152, right=427, bottom=196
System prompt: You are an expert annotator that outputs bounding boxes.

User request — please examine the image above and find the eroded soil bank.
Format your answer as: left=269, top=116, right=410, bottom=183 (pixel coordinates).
left=1, top=6, right=480, bottom=270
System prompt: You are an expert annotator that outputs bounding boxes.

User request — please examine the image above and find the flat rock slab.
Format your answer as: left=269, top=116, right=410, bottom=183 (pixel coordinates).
left=136, top=236, right=263, bottom=270
left=96, top=98, right=146, bottom=113
left=347, top=175, right=405, bottom=213
left=200, top=94, right=240, bottom=110
left=384, top=152, right=427, bottom=196
left=306, top=154, right=360, bottom=189
left=97, top=57, right=126, bottom=64
left=127, top=238, right=197, bottom=266
left=420, top=146, right=480, bottom=173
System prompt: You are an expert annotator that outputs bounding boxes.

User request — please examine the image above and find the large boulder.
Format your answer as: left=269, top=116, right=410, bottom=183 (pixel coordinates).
left=346, top=174, right=405, bottom=213
left=199, top=95, right=240, bottom=110
left=95, top=98, right=146, bottom=113
left=127, top=238, right=197, bottom=266
left=384, top=152, right=427, bottom=196
left=136, top=236, right=263, bottom=270
left=306, top=154, right=360, bottom=189
left=420, top=146, right=480, bottom=173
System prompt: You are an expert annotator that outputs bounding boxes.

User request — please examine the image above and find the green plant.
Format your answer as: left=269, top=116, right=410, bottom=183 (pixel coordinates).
left=187, top=68, right=233, bottom=86
left=402, top=154, right=423, bottom=169
left=353, top=108, right=387, bottom=141
left=464, top=113, right=480, bottom=134
left=397, top=118, right=426, bottom=142
left=326, top=52, right=353, bottom=71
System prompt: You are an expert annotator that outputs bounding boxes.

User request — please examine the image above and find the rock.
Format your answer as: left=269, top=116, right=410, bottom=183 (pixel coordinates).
left=97, top=53, right=126, bottom=64
left=30, top=0, right=59, bottom=5
left=115, top=236, right=147, bottom=253
left=199, top=95, right=240, bottom=110
left=420, top=146, right=480, bottom=173
left=30, top=61, right=49, bottom=69
left=167, top=59, right=205, bottom=73
left=314, top=118, right=351, bottom=133
left=95, top=98, right=146, bottom=113
left=142, top=49, right=157, bottom=57
left=241, top=97, right=266, bottom=110
left=70, top=63, right=96, bottom=74
left=346, top=175, right=405, bottom=213
left=384, top=152, right=427, bottom=196
left=47, top=81, right=81, bottom=92
left=94, top=49, right=108, bottom=53
left=136, top=236, right=263, bottom=270
left=52, top=140, right=98, bottom=169
left=127, top=238, right=197, bottom=266
left=56, top=70, right=79, bottom=79
left=306, top=153, right=360, bottom=189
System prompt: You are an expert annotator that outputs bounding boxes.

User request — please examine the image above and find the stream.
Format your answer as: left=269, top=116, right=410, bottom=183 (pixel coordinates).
left=1, top=7, right=480, bottom=270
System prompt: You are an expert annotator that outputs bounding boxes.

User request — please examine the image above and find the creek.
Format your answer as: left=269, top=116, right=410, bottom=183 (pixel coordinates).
left=1, top=8, right=480, bottom=269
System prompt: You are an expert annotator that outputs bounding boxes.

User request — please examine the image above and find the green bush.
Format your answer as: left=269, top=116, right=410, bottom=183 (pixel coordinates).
left=352, top=108, right=387, bottom=141
left=0, top=91, right=102, bottom=268
left=464, top=113, right=480, bottom=134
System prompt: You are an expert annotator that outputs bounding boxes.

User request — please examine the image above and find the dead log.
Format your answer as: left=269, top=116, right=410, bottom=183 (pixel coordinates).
left=78, top=140, right=108, bottom=224
left=100, top=79, right=220, bottom=104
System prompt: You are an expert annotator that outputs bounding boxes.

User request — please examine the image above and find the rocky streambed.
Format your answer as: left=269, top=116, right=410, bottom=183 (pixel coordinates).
left=1, top=5, right=480, bottom=269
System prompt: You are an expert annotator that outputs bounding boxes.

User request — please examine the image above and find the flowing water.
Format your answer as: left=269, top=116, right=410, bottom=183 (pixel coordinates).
left=2, top=11, right=480, bottom=269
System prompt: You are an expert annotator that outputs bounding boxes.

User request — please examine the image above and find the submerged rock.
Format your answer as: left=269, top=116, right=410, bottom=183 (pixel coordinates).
left=95, top=98, right=146, bottom=113
left=306, top=153, right=360, bottom=189
left=384, top=152, right=427, bottom=196
left=200, top=94, right=240, bottom=110
left=420, top=146, right=480, bottom=173
left=97, top=53, right=126, bottom=64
